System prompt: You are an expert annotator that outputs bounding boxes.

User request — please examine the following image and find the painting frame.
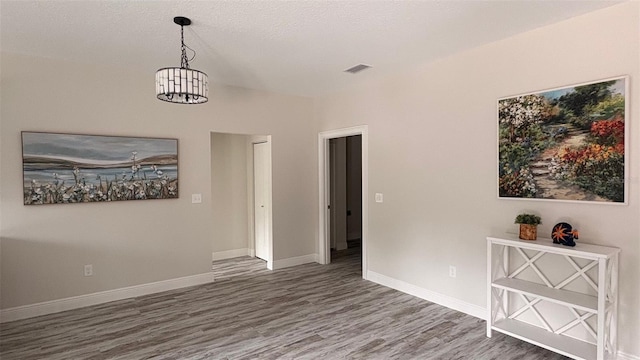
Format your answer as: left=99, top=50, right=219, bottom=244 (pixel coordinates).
left=22, top=131, right=179, bottom=205
left=497, top=76, right=628, bottom=204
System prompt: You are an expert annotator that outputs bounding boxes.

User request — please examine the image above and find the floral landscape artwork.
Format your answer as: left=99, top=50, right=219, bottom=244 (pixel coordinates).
left=22, top=132, right=178, bottom=205
left=498, top=77, right=627, bottom=203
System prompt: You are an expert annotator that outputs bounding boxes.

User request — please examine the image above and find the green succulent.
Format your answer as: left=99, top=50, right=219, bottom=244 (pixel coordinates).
left=514, top=213, right=542, bottom=225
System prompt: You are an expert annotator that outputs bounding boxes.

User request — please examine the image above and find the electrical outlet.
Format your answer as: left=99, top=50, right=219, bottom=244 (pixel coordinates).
left=84, top=264, right=93, bottom=277
left=449, top=265, right=456, bottom=278
left=192, top=193, right=202, bottom=203
left=375, top=193, right=383, bottom=203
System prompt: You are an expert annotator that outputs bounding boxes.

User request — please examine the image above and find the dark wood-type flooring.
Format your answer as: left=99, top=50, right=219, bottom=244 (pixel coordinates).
left=0, top=252, right=567, bottom=359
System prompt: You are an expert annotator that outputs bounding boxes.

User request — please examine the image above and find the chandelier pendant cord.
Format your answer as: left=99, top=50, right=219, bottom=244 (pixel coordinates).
left=180, top=25, right=197, bottom=69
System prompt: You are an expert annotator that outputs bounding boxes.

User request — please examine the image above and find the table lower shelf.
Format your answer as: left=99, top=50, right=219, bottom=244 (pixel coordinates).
left=491, top=319, right=596, bottom=360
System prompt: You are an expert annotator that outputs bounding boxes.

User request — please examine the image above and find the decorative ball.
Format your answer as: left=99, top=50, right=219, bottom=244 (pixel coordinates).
left=551, top=222, right=579, bottom=247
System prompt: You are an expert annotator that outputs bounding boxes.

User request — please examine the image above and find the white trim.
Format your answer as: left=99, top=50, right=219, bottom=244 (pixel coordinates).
left=318, top=125, right=369, bottom=280
left=272, top=254, right=318, bottom=270
left=0, top=272, right=214, bottom=323
left=2, top=266, right=636, bottom=359
left=246, top=137, right=256, bottom=267
left=212, top=248, right=250, bottom=261
left=368, top=270, right=638, bottom=360
left=617, top=351, right=640, bottom=360
left=367, top=270, right=486, bottom=320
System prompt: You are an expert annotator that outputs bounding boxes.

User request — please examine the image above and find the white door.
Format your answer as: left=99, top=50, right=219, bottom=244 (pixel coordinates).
left=253, top=142, right=269, bottom=260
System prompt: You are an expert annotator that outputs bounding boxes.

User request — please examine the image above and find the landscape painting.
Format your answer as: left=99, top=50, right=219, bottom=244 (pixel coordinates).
left=22, top=132, right=178, bottom=205
left=498, top=77, right=627, bottom=203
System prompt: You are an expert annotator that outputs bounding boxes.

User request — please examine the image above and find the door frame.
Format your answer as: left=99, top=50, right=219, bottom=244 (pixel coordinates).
left=248, top=137, right=274, bottom=270
left=318, top=125, right=368, bottom=279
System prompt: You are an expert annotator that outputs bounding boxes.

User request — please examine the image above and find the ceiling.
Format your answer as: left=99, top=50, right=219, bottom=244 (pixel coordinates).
left=0, top=1, right=621, bottom=98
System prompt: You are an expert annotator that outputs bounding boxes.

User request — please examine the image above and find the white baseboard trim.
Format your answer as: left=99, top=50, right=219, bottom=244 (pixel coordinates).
left=367, top=270, right=639, bottom=360
left=212, top=248, right=250, bottom=261
left=0, top=272, right=214, bottom=323
left=272, top=254, right=318, bottom=270
left=618, top=351, right=640, bottom=360
left=366, top=270, right=486, bottom=320
left=249, top=249, right=255, bottom=257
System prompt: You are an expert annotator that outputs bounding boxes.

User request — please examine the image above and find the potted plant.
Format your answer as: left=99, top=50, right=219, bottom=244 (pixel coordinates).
left=515, top=213, right=542, bottom=240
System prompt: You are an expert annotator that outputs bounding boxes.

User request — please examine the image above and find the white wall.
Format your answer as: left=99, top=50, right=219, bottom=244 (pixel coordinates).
left=210, top=132, right=249, bottom=256
left=1, top=3, right=637, bottom=357
left=316, top=3, right=639, bottom=357
left=0, top=53, right=318, bottom=309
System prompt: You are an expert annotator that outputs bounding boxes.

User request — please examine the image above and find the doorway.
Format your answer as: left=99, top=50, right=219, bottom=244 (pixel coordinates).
left=210, top=132, right=273, bottom=271
left=318, top=125, right=368, bottom=279
left=329, top=136, right=362, bottom=260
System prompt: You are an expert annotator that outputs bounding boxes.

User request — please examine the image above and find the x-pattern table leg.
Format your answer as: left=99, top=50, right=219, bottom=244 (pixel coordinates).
left=555, top=307, right=597, bottom=341
left=509, top=294, right=552, bottom=332
left=509, top=248, right=552, bottom=287
left=555, top=256, right=598, bottom=292
left=491, top=288, right=508, bottom=322
left=604, top=309, right=616, bottom=353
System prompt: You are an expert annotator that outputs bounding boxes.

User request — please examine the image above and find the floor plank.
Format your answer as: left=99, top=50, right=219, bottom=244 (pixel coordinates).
left=0, top=253, right=567, bottom=359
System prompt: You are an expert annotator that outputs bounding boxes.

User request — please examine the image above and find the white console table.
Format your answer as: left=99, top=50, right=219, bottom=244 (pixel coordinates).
left=486, top=235, right=619, bottom=360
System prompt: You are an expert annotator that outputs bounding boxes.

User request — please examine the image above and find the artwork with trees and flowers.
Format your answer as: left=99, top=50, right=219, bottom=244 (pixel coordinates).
left=22, top=132, right=178, bottom=205
left=498, top=77, right=627, bottom=203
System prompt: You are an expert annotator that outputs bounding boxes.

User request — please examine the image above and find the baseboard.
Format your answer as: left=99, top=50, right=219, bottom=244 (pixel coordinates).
left=366, top=270, right=486, bottom=320
left=618, top=351, right=640, bottom=360
left=367, top=270, right=639, bottom=359
left=0, top=272, right=214, bottom=323
left=212, top=248, right=250, bottom=261
left=272, top=254, right=318, bottom=270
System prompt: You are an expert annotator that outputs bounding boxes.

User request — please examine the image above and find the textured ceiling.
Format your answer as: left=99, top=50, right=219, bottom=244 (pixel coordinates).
left=0, top=1, right=621, bottom=97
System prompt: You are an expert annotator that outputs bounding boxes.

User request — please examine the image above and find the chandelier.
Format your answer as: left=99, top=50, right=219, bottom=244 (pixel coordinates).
left=156, top=17, right=208, bottom=104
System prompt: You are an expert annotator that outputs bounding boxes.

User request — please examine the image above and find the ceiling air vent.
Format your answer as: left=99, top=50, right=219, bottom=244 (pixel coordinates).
left=344, top=64, right=372, bottom=74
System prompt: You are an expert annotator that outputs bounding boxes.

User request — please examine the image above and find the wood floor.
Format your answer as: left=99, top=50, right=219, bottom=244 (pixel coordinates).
left=0, top=253, right=567, bottom=360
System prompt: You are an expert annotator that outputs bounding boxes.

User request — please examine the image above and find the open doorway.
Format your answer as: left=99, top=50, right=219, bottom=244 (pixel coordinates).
left=318, top=125, right=368, bottom=279
left=210, top=132, right=274, bottom=276
left=329, top=135, right=362, bottom=261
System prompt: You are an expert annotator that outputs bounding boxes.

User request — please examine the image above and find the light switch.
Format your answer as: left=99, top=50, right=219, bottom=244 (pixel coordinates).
left=192, top=194, right=202, bottom=203
left=375, top=193, right=383, bottom=203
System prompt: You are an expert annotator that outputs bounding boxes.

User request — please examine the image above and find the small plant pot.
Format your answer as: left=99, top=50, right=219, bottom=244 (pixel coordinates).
left=519, top=224, right=537, bottom=240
